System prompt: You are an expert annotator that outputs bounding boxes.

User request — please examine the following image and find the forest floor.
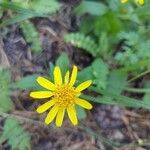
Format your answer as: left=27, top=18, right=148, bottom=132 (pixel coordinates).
left=0, top=1, right=150, bottom=150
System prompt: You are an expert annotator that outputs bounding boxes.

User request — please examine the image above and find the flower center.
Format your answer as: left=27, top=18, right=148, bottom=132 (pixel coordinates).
left=53, top=84, right=77, bottom=108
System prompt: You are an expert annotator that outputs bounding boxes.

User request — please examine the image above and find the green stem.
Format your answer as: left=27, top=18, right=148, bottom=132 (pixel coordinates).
left=124, top=87, right=150, bottom=93
left=116, top=59, right=150, bottom=73
left=128, top=69, right=150, bottom=83
left=87, top=86, right=150, bottom=109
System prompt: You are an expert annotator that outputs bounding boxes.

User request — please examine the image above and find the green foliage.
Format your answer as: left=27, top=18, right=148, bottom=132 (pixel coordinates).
left=29, top=0, right=60, bottom=14
left=0, top=68, right=13, bottom=112
left=11, top=74, right=39, bottom=90
left=106, top=70, right=127, bottom=94
left=20, top=20, right=42, bottom=53
left=10, top=0, right=60, bottom=14
left=143, top=82, right=150, bottom=105
left=74, top=1, right=107, bottom=16
left=115, top=31, right=150, bottom=66
left=91, top=59, right=109, bottom=89
left=78, top=58, right=109, bottom=89
left=76, top=105, right=86, bottom=120
left=0, top=117, right=31, bottom=150
left=0, top=0, right=61, bottom=53
left=64, top=33, right=99, bottom=56
left=64, top=0, right=150, bottom=68
left=56, top=52, right=70, bottom=77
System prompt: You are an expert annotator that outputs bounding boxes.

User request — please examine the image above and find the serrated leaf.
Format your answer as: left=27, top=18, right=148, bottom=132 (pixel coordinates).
left=20, top=20, right=42, bottom=53
left=0, top=117, right=31, bottom=150
left=64, top=33, right=98, bottom=56
left=0, top=69, right=13, bottom=112
left=98, top=32, right=109, bottom=56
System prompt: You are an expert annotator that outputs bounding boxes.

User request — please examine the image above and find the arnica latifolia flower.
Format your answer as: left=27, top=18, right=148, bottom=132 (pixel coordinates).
left=30, top=66, right=93, bottom=127
left=121, top=0, right=144, bottom=5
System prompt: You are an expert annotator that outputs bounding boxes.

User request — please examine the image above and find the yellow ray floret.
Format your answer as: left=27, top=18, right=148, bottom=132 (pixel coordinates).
left=30, top=65, right=93, bottom=127
left=135, top=0, right=144, bottom=5
left=121, top=0, right=128, bottom=3
left=120, top=0, right=144, bottom=5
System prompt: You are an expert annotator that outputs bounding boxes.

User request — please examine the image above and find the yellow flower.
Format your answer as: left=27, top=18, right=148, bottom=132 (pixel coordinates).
left=120, top=0, right=144, bottom=5
left=121, top=0, right=128, bottom=3
left=135, top=0, right=144, bottom=5
left=30, top=66, right=93, bottom=127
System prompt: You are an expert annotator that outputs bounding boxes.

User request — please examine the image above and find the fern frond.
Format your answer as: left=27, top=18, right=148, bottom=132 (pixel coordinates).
left=64, top=33, right=98, bottom=56
left=0, top=117, right=31, bottom=150
left=0, top=68, right=13, bottom=112
left=20, top=20, right=42, bottom=53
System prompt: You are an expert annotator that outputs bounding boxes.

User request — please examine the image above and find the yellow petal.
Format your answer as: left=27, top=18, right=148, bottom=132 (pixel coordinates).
left=45, top=105, right=59, bottom=125
left=136, top=0, right=144, bottom=5
left=121, top=0, right=128, bottom=3
left=30, top=91, right=53, bottom=99
left=54, top=66, right=62, bottom=85
left=67, top=105, right=78, bottom=125
left=75, top=98, right=93, bottom=110
left=36, top=76, right=55, bottom=91
left=56, top=109, right=65, bottom=127
left=69, top=65, right=77, bottom=86
left=64, top=71, right=70, bottom=84
left=36, top=99, right=56, bottom=113
left=76, top=80, right=92, bottom=92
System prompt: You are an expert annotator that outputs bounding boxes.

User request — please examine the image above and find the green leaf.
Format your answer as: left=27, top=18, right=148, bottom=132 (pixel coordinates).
left=106, top=70, right=127, bottom=94
left=11, top=75, right=39, bottom=90
left=0, top=69, right=13, bottom=112
left=56, top=52, right=70, bottom=77
left=91, top=58, right=109, bottom=89
left=97, top=32, right=109, bottom=56
left=0, top=117, right=31, bottom=150
left=74, top=1, right=108, bottom=16
left=134, top=4, right=150, bottom=16
left=85, top=87, right=150, bottom=110
left=94, top=11, right=123, bottom=35
left=0, top=2, right=46, bottom=16
left=76, top=106, right=86, bottom=120
left=0, top=14, right=35, bottom=27
left=20, top=20, right=42, bottom=53
left=143, top=81, right=150, bottom=105
left=0, top=94, right=13, bottom=113
left=64, top=32, right=98, bottom=56
left=48, top=62, right=55, bottom=82
left=29, top=0, right=60, bottom=14
left=77, top=66, right=93, bottom=84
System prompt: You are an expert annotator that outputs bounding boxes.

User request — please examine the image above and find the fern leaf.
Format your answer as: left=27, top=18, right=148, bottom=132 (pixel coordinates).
left=0, top=117, right=31, bottom=150
left=20, top=20, right=42, bottom=53
left=0, top=68, right=13, bottom=112
left=64, top=33, right=98, bottom=56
